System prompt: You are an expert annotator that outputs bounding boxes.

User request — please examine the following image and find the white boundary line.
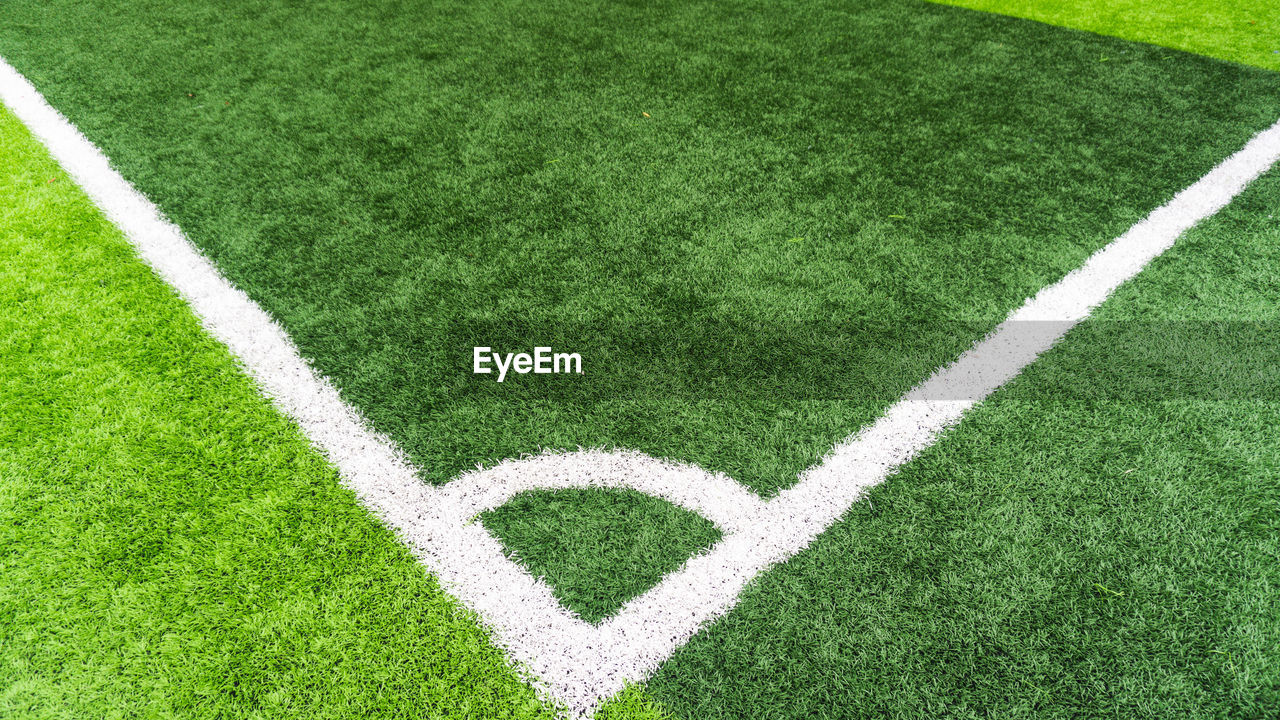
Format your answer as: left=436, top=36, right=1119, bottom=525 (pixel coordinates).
left=5, top=56, right=1279, bottom=718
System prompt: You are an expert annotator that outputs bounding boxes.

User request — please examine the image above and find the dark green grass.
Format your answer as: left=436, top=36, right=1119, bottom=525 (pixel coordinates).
left=0, top=107, right=576, bottom=720
left=482, top=489, right=721, bottom=622
left=645, top=171, right=1280, bottom=718
left=2, top=0, right=1279, bottom=498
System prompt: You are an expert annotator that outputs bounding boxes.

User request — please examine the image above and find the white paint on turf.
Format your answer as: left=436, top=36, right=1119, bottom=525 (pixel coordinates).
left=441, top=449, right=768, bottom=535
left=5, top=56, right=1279, bottom=718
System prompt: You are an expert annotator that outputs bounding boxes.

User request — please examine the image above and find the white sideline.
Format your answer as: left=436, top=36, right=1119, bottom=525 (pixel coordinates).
left=5, top=56, right=1279, bottom=717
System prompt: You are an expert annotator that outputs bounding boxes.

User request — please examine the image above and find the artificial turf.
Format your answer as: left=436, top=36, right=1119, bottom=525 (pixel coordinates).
left=482, top=489, right=721, bottom=622
left=935, top=0, right=1280, bottom=72
left=3, top=0, right=1280, bottom=717
left=4, top=0, right=1280, bottom=624
left=0, top=107, right=665, bottom=720
left=2, top=0, right=1278, bottom=499
left=644, top=166, right=1280, bottom=718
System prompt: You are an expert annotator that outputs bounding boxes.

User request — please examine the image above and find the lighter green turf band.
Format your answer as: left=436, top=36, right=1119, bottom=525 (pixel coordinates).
left=935, top=0, right=1280, bottom=71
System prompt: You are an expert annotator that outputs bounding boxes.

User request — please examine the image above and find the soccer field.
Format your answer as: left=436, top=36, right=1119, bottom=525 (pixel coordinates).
left=2, top=1, right=1278, bottom=718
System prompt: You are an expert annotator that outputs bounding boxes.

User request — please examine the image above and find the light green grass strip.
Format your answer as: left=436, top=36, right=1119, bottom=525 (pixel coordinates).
left=935, top=0, right=1280, bottom=71
left=594, top=685, right=676, bottom=720
left=0, top=105, right=668, bottom=719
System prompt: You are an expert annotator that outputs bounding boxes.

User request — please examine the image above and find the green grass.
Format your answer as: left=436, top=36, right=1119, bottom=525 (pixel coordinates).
left=3, top=1, right=1280, bottom=717
left=482, top=489, right=721, bottom=622
left=2, top=0, right=1278, bottom=498
left=934, top=0, right=1280, bottom=72
left=0, top=106, right=678, bottom=719
left=595, top=686, right=676, bottom=720
left=4, top=0, right=1279, bottom=620
left=645, top=168, right=1280, bottom=718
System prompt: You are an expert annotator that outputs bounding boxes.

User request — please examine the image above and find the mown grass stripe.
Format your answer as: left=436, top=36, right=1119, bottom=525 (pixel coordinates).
left=934, top=0, right=1280, bottom=72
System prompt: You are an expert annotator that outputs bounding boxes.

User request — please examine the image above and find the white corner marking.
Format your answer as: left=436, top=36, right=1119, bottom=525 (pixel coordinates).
left=5, top=56, right=1278, bottom=717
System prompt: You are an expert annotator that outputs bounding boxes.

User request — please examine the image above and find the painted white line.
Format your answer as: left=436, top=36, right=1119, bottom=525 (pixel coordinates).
left=5, top=55, right=1278, bottom=718
left=440, top=449, right=768, bottom=534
